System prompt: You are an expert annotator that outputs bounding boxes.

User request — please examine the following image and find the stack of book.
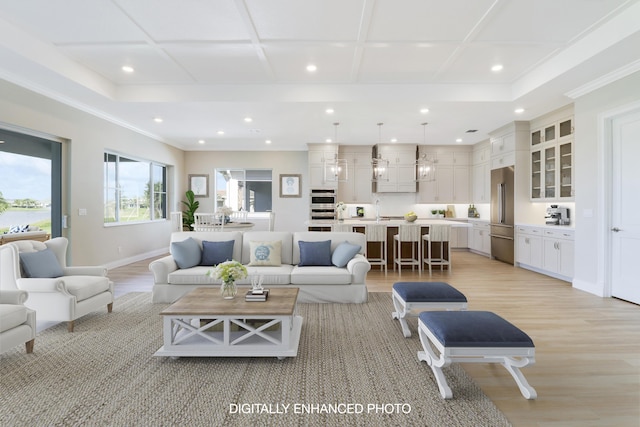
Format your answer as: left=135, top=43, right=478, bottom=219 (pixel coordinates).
left=245, top=289, right=269, bottom=302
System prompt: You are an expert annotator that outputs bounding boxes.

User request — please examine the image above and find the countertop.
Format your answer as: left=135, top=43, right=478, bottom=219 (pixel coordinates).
left=307, top=218, right=472, bottom=227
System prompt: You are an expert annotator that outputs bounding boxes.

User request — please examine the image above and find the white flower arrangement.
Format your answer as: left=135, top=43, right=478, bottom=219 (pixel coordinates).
left=218, top=205, right=233, bottom=216
left=207, top=260, right=248, bottom=283
left=335, top=201, right=347, bottom=212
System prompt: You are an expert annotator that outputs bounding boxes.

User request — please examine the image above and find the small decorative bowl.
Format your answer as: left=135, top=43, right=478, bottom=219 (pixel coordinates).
left=404, top=214, right=418, bottom=222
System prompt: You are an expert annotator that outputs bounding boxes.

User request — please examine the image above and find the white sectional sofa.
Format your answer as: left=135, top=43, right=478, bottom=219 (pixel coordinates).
left=149, top=231, right=371, bottom=304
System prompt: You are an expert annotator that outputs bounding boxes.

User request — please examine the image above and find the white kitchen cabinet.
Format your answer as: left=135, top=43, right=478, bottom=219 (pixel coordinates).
left=515, top=225, right=543, bottom=269
left=374, top=144, right=416, bottom=192
left=449, top=223, right=469, bottom=249
left=308, top=143, right=339, bottom=189
left=338, top=147, right=373, bottom=203
left=471, top=141, right=490, bottom=204
left=472, top=162, right=489, bottom=203
left=468, top=220, right=490, bottom=256
left=417, top=147, right=471, bottom=203
left=542, top=228, right=574, bottom=278
left=530, top=114, right=574, bottom=201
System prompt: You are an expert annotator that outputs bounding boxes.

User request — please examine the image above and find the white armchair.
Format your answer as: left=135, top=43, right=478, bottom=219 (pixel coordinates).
left=0, top=289, right=35, bottom=354
left=0, top=237, right=114, bottom=332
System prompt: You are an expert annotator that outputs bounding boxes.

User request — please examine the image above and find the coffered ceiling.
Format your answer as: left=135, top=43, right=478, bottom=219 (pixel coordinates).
left=0, top=0, right=639, bottom=151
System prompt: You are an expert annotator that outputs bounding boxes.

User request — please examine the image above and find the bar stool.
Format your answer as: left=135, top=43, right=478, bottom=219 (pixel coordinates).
left=393, top=223, right=422, bottom=275
left=422, top=224, right=452, bottom=275
left=331, top=223, right=353, bottom=232
left=364, top=223, right=387, bottom=273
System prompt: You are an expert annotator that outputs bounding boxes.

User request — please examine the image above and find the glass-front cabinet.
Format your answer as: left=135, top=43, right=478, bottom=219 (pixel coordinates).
left=530, top=115, right=574, bottom=201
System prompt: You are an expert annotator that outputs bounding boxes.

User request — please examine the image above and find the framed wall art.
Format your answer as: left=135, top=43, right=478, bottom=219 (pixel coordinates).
left=279, top=174, right=301, bottom=198
left=188, top=174, right=209, bottom=197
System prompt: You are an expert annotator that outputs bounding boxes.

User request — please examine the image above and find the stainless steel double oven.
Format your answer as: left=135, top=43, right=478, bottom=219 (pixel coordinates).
left=310, top=189, right=337, bottom=220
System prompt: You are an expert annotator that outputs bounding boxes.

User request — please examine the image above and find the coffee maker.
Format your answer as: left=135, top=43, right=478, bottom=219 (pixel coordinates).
left=545, top=205, right=570, bottom=225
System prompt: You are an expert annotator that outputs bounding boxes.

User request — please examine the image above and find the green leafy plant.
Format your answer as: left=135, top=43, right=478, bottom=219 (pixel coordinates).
left=181, top=190, right=199, bottom=231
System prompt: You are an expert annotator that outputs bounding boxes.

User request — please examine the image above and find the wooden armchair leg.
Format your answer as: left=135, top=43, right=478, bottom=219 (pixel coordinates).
left=25, top=339, right=34, bottom=354
left=107, top=302, right=113, bottom=313
left=67, top=320, right=75, bottom=333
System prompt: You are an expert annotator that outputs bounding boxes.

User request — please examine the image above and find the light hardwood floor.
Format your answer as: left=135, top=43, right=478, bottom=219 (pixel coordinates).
left=110, top=251, right=640, bottom=427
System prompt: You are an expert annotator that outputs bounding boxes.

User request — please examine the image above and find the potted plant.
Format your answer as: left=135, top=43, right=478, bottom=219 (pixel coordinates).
left=438, top=209, right=446, bottom=218
left=182, top=190, right=199, bottom=231
left=430, top=209, right=438, bottom=217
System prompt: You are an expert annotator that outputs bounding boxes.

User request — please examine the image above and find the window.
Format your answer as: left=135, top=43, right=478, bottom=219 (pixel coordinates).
left=104, top=152, right=167, bottom=224
left=215, top=169, right=272, bottom=213
left=0, top=128, right=62, bottom=237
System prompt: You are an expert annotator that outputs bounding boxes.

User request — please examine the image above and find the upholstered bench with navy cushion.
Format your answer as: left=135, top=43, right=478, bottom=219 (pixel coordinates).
left=391, top=281, right=467, bottom=337
left=417, top=310, right=537, bottom=400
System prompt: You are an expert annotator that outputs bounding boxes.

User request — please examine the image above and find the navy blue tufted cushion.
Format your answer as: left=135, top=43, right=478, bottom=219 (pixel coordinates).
left=419, top=311, right=534, bottom=348
left=393, top=281, right=467, bottom=303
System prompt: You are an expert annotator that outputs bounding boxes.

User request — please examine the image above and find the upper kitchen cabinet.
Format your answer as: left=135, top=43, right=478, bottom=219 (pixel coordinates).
left=529, top=106, right=574, bottom=201
left=417, top=146, right=471, bottom=203
left=308, top=143, right=339, bottom=189
left=489, top=121, right=529, bottom=170
left=373, top=144, right=417, bottom=193
left=337, top=145, right=373, bottom=203
left=472, top=140, right=490, bottom=203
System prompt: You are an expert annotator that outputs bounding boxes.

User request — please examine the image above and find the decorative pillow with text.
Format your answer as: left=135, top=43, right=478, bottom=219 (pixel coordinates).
left=248, top=241, right=282, bottom=266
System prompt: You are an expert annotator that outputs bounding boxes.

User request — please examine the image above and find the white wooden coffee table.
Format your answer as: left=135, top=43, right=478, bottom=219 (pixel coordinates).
left=154, top=287, right=302, bottom=359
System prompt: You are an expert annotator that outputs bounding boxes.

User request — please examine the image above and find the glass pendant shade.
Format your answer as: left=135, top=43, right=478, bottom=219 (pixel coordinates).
left=324, top=156, right=348, bottom=182
left=416, top=154, right=436, bottom=182
left=371, top=156, right=389, bottom=182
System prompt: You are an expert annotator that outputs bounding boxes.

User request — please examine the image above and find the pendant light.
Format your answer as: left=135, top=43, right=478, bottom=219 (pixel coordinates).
left=372, top=123, right=390, bottom=182
left=324, top=122, right=348, bottom=182
left=416, top=122, right=436, bottom=182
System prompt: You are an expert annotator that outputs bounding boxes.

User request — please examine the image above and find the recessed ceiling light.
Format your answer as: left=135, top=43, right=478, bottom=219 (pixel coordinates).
left=491, top=64, right=504, bottom=72
left=244, top=117, right=252, bottom=123
left=122, top=65, right=134, bottom=73
left=325, top=138, right=332, bottom=143
left=514, top=108, right=525, bottom=114
left=325, top=108, right=334, bottom=114
left=217, top=130, right=225, bottom=135
left=153, top=117, right=163, bottom=123
left=455, top=138, right=463, bottom=143
left=198, top=140, right=205, bottom=144
left=390, top=138, right=398, bottom=143
left=265, top=140, right=272, bottom=144
left=0, top=140, right=5, bottom=144
left=420, top=108, right=429, bottom=114
left=306, top=64, right=317, bottom=72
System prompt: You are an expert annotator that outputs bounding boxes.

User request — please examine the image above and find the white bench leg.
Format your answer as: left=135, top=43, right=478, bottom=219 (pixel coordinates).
left=391, top=293, right=411, bottom=337
left=501, top=357, right=537, bottom=399
left=417, top=324, right=453, bottom=399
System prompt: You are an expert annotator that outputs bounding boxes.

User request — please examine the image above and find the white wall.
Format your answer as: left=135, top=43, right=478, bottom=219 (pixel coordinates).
left=573, top=70, right=640, bottom=296
left=0, top=80, right=185, bottom=267
left=184, top=151, right=308, bottom=232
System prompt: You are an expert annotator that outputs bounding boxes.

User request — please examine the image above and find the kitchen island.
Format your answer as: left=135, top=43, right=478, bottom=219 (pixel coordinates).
left=306, top=218, right=472, bottom=269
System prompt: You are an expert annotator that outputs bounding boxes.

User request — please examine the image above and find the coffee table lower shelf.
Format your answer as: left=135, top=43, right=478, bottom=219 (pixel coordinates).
left=154, top=314, right=303, bottom=359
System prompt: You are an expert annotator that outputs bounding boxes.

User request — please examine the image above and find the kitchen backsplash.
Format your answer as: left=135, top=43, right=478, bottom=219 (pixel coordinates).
left=340, top=195, right=490, bottom=220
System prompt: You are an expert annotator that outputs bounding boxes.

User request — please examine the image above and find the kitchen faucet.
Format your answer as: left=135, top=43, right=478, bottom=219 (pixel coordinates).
left=375, top=198, right=380, bottom=222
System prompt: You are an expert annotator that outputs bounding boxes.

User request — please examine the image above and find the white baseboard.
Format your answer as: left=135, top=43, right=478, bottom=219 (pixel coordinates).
left=105, top=247, right=168, bottom=270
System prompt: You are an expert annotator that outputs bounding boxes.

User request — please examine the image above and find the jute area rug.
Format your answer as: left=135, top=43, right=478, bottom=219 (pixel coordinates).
left=0, top=292, right=511, bottom=427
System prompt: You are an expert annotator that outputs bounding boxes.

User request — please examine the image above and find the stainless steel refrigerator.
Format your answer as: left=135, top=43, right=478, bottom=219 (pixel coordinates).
left=490, top=166, right=515, bottom=264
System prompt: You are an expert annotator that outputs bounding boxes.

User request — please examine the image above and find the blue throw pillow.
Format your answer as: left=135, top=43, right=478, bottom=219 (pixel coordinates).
left=200, top=240, right=234, bottom=266
left=171, top=237, right=201, bottom=269
left=298, top=240, right=332, bottom=266
left=19, top=248, right=64, bottom=278
left=331, top=241, right=361, bottom=268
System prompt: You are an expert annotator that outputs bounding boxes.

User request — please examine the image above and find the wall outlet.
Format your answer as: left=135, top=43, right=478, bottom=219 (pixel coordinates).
left=117, top=246, right=123, bottom=254
left=78, top=208, right=87, bottom=216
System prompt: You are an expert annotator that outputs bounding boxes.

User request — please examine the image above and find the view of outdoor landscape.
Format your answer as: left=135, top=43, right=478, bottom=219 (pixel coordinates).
left=0, top=151, right=51, bottom=234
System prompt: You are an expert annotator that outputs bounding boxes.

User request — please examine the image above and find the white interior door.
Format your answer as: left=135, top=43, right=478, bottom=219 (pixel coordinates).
left=611, top=107, right=640, bottom=304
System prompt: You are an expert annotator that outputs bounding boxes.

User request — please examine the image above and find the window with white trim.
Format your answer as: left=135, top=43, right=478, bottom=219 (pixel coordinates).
left=104, top=152, right=167, bottom=224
